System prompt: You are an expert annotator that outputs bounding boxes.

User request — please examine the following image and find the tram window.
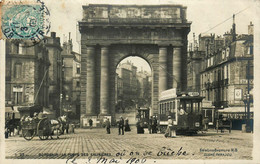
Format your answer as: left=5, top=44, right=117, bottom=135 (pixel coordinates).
left=170, top=102, right=173, bottom=111
left=163, top=104, right=165, bottom=114
left=186, top=101, right=192, bottom=113
left=173, top=101, right=176, bottom=112
left=193, top=102, right=199, bottom=112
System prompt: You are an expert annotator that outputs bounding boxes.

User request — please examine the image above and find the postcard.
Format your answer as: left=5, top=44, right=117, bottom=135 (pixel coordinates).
left=0, top=0, right=259, bottom=164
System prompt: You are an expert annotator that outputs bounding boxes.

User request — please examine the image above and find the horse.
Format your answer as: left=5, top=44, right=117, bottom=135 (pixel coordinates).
left=58, top=115, right=69, bottom=135
left=48, top=115, right=68, bottom=139
left=49, top=119, right=62, bottom=139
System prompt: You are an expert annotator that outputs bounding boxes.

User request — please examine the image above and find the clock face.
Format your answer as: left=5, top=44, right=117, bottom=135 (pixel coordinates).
left=236, top=92, right=240, bottom=96
left=235, top=89, right=242, bottom=99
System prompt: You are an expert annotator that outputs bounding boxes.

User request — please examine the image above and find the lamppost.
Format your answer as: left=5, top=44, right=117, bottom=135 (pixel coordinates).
left=245, top=60, right=252, bottom=132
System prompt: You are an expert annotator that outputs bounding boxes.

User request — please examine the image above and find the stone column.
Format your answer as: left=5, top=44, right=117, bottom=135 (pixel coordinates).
left=159, top=46, right=167, bottom=97
left=100, top=46, right=110, bottom=115
left=86, top=46, right=96, bottom=115
left=173, top=47, right=181, bottom=89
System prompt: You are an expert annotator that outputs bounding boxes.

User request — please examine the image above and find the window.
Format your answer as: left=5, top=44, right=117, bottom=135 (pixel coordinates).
left=76, top=94, right=80, bottom=101
left=14, top=63, right=22, bottom=78
left=211, top=57, right=214, bottom=66
left=18, top=43, right=23, bottom=54
left=76, top=81, right=80, bottom=87
left=226, top=47, right=230, bottom=57
left=76, top=63, right=80, bottom=74
left=248, top=46, right=253, bottom=55
left=222, top=50, right=225, bottom=59
left=224, top=65, right=227, bottom=79
left=14, top=92, right=22, bottom=104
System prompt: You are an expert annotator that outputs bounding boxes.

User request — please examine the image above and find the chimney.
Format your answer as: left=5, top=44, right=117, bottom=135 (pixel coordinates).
left=232, top=14, right=236, bottom=42
left=248, top=22, right=254, bottom=35
left=51, top=32, right=56, bottom=38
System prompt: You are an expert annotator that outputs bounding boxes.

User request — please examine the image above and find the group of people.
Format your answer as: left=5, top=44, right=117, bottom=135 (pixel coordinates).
left=136, top=116, right=158, bottom=134
left=117, top=116, right=131, bottom=135
left=148, top=116, right=158, bottom=134
left=98, top=116, right=131, bottom=135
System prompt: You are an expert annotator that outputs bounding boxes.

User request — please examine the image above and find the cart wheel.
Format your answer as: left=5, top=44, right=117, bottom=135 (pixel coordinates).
left=22, top=129, right=36, bottom=141
left=37, top=118, right=50, bottom=140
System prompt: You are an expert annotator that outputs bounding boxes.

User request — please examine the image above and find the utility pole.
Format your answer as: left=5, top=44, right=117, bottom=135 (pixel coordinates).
left=246, top=60, right=252, bottom=132
left=59, top=59, right=63, bottom=116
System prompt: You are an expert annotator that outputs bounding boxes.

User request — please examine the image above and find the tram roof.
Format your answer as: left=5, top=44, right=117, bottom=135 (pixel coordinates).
left=159, top=95, right=204, bottom=102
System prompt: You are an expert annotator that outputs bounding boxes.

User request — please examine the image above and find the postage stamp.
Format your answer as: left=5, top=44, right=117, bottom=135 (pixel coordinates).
left=0, top=0, right=50, bottom=45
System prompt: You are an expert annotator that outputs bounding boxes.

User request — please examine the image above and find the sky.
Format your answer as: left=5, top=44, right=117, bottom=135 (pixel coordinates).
left=43, top=0, right=258, bottom=73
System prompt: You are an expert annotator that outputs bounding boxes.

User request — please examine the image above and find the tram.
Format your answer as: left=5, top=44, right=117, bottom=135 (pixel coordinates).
left=136, top=107, right=150, bottom=128
left=158, top=88, right=205, bottom=134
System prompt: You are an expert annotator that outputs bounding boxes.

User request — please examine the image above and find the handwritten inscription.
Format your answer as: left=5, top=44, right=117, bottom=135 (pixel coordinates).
left=64, top=147, right=189, bottom=164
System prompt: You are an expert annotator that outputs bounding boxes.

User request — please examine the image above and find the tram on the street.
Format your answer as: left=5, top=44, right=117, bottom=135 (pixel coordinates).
left=158, top=88, right=205, bottom=135
left=136, top=107, right=150, bottom=128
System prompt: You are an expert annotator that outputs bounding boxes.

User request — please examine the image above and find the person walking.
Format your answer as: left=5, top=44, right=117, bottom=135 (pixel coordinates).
left=124, top=118, right=131, bottom=132
left=152, top=116, right=158, bottom=133
left=105, top=118, right=111, bottom=134
left=165, top=116, right=176, bottom=138
left=89, top=118, right=93, bottom=129
left=148, top=116, right=153, bottom=134
left=118, top=116, right=124, bottom=135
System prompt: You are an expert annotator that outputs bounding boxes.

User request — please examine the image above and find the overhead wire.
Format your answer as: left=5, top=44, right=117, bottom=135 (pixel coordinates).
left=188, top=5, right=252, bottom=43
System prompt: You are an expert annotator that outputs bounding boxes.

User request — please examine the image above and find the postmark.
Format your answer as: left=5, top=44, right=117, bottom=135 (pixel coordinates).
left=0, top=0, right=51, bottom=46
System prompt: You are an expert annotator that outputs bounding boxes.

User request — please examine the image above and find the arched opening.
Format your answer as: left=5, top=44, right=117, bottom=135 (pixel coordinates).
left=114, top=56, right=152, bottom=124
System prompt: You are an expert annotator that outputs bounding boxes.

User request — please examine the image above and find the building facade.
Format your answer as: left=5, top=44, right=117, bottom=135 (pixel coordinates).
left=188, top=21, right=254, bottom=130
left=61, top=37, right=81, bottom=120
left=115, top=61, right=152, bottom=111
left=44, top=32, right=62, bottom=116
left=5, top=39, right=50, bottom=116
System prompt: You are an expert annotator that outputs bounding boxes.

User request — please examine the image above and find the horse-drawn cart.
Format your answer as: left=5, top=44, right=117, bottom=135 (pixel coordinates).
left=21, top=117, right=52, bottom=140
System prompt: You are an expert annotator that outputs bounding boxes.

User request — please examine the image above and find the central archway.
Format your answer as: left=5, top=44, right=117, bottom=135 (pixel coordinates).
left=79, top=4, right=190, bottom=126
left=115, top=56, right=152, bottom=123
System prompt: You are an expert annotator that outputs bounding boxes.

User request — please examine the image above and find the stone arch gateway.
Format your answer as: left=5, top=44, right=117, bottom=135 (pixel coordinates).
left=79, top=4, right=191, bottom=126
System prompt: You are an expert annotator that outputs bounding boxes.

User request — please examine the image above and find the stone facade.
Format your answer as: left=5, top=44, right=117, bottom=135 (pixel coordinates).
left=5, top=39, right=50, bottom=111
left=61, top=38, right=81, bottom=120
left=79, top=4, right=190, bottom=126
left=199, top=31, right=254, bottom=109
left=44, top=32, right=62, bottom=116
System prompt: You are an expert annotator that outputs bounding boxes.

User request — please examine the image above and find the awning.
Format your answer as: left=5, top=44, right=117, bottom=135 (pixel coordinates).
left=5, top=106, right=20, bottom=119
left=5, top=107, right=14, bottom=113
left=18, top=105, right=42, bottom=112
left=219, top=107, right=254, bottom=113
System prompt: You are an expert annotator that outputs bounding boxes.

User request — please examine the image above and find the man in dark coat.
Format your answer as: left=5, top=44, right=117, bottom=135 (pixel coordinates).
left=152, top=116, right=158, bottom=133
left=148, top=116, right=153, bottom=134
left=89, top=118, right=93, bottom=129
left=105, top=118, right=111, bottom=134
left=118, top=116, right=124, bottom=135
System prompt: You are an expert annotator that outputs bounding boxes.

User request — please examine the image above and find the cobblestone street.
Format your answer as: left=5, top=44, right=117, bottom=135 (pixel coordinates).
left=5, top=127, right=253, bottom=161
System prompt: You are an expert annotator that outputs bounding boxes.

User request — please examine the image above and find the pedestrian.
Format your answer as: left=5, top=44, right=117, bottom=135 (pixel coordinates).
left=136, top=120, right=144, bottom=134
left=118, top=116, right=124, bottom=135
left=165, top=116, right=176, bottom=138
left=148, top=116, right=153, bottom=134
left=105, top=118, right=111, bottom=134
left=89, top=118, right=93, bottom=129
left=125, top=118, right=131, bottom=132
left=152, top=116, right=158, bottom=133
